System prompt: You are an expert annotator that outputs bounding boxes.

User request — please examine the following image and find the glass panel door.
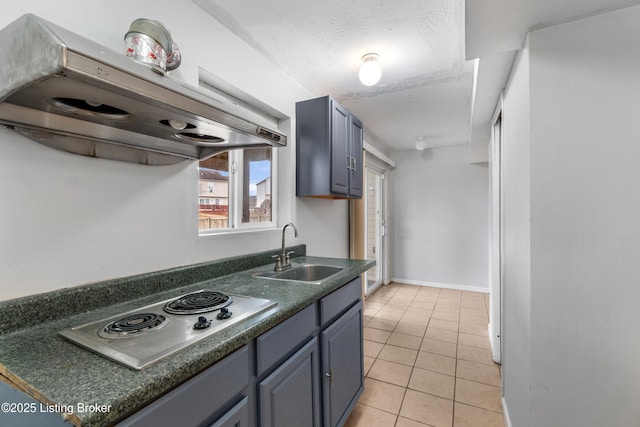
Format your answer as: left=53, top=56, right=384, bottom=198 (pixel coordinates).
left=365, top=169, right=384, bottom=295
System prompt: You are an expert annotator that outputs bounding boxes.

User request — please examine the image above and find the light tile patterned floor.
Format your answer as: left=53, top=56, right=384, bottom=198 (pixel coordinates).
left=345, top=283, right=505, bottom=427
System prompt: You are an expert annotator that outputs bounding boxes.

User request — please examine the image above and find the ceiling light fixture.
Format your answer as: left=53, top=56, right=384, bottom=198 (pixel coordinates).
left=415, top=136, right=428, bottom=151
left=359, top=53, right=382, bottom=86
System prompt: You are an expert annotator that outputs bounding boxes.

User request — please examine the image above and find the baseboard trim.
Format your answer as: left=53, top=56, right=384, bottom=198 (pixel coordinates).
left=390, top=278, right=489, bottom=294
left=502, top=396, right=512, bottom=427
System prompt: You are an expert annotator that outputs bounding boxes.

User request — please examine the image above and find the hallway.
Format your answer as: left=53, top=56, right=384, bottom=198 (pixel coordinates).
left=346, top=283, right=504, bottom=427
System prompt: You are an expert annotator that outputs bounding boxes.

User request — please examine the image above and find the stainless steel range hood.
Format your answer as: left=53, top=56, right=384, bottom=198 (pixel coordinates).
left=0, top=14, right=286, bottom=165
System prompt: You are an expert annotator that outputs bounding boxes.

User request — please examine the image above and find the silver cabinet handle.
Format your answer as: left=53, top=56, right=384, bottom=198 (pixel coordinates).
left=325, top=370, right=333, bottom=386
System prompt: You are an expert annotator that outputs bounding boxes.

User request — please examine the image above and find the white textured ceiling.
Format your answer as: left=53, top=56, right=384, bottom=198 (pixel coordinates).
left=194, top=0, right=640, bottom=154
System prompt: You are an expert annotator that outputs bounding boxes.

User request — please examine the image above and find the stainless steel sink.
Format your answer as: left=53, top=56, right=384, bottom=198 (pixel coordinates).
left=253, top=263, right=344, bottom=284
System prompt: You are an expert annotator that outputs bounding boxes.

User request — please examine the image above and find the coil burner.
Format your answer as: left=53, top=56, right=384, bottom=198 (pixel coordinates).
left=164, top=290, right=232, bottom=315
left=99, top=313, right=168, bottom=338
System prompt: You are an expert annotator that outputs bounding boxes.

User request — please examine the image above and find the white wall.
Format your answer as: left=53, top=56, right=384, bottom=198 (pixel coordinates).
left=501, top=5, right=640, bottom=426
left=528, top=6, right=640, bottom=426
left=500, top=39, right=532, bottom=427
left=389, top=145, right=489, bottom=291
left=0, top=1, right=349, bottom=300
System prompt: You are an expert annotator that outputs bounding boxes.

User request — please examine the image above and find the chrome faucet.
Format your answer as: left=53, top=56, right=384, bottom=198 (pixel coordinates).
left=273, top=222, right=298, bottom=271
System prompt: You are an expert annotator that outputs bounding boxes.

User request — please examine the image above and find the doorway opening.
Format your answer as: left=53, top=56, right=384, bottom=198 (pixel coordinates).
left=364, top=167, right=385, bottom=295
left=350, top=151, right=391, bottom=296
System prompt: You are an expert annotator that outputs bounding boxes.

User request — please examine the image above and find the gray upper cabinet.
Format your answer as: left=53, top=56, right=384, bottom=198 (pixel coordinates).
left=296, top=96, right=363, bottom=199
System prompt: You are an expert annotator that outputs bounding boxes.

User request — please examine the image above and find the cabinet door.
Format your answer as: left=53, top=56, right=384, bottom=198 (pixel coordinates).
left=321, top=301, right=364, bottom=427
left=330, top=101, right=350, bottom=196
left=349, top=116, right=363, bottom=198
left=259, top=337, right=320, bottom=427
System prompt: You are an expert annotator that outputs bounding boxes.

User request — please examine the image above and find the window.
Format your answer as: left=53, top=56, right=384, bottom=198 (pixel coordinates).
left=198, top=148, right=275, bottom=232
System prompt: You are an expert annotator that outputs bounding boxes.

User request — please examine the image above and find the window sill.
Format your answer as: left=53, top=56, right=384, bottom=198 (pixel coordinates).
left=198, top=226, right=280, bottom=238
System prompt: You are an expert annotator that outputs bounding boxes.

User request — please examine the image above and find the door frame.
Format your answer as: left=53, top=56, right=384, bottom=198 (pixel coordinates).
left=489, top=93, right=504, bottom=364
left=349, top=150, right=391, bottom=296
left=364, top=164, right=386, bottom=295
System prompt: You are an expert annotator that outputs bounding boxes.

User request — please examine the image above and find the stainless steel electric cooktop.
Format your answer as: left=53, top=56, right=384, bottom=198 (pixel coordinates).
left=59, top=289, right=277, bottom=370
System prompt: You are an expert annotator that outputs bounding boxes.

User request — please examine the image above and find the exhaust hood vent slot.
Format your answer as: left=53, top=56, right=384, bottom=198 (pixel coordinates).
left=0, top=14, right=287, bottom=166
left=257, top=127, right=282, bottom=142
left=51, top=98, right=131, bottom=120
left=175, top=133, right=225, bottom=145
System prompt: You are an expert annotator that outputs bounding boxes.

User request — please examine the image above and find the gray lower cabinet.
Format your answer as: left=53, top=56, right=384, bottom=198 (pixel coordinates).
left=117, top=345, right=250, bottom=427
left=259, top=337, right=320, bottom=427
left=321, top=302, right=364, bottom=427
left=119, top=278, right=363, bottom=427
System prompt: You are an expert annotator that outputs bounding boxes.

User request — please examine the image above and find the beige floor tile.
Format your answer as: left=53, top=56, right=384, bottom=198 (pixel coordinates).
left=400, top=312, right=431, bottom=326
left=458, top=332, right=491, bottom=350
left=459, top=313, right=488, bottom=326
left=460, top=307, right=488, bottom=319
left=416, top=285, right=440, bottom=295
left=408, top=367, right=455, bottom=399
left=457, top=344, right=495, bottom=365
left=396, top=285, right=421, bottom=297
left=388, top=296, right=414, bottom=307
left=396, top=417, right=431, bottom=427
left=461, top=294, right=486, bottom=307
left=365, top=301, right=386, bottom=311
left=364, top=340, right=384, bottom=358
left=364, top=308, right=380, bottom=318
left=454, top=402, right=506, bottom=427
left=394, top=321, right=427, bottom=337
left=363, top=315, right=373, bottom=327
left=387, top=332, right=423, bottom=350
left=413, top=292, right=438, bottom=303
left=436, top=297, right=461, bottom=306
left=375, top=310, right=404, bottom=322
left=425, top=327, right=458, bottom=344
left=434, top=302, right=460, bottom=313
left=414, top=351, right=456, bottom=376
left=405, top=307, right=432, bottom=317
left=383, top=302, right=410, bottom=313
left=367, top=317, right=399, bottom=331
left=378, top=344, right=419, bottom=366
left=363, top=356, right=375, bottom=376
left=367, top=359, right=413, bottom=387
left=456, top=359, right=501, bottom=387
left=399, top=389, right=453, bottom=427
left=428, top=318, right=459, bottom=332
left=359, top=378, right=406, bottom=414
left=455, top=378, right=503, bottom=413
left=432, top=309, right=460, bottom=321
left=420, top=338, right=457, bottom=358
left=364, top=327, right=392, bottom=343
left=409, top=299, right=435, bottom=310
left=344, top=403, right=397, bottom=427
left=459, top=322, right=489, bottom=337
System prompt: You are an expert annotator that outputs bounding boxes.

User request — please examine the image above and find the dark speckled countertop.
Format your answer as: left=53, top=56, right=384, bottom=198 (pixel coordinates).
left=0, top=247, right=374, bottom=427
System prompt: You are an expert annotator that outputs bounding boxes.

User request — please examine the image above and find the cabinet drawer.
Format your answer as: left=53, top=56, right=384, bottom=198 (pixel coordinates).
left=118, top=346, right=249, bottom=427
left=256, top=304, right=317, bottom=376
left=320, top=277, right=361, bottom=326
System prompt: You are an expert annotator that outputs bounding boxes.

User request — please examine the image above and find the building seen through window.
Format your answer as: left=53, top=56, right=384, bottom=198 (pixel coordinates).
left=198, top=148, right=272, bottom=231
